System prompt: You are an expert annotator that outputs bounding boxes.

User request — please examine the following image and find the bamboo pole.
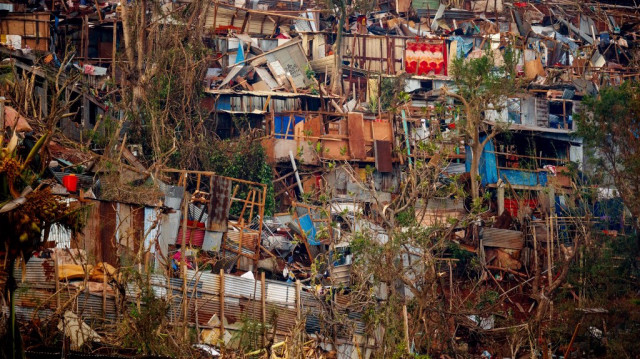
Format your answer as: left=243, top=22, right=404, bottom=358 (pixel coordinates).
left=111, top=19, right=116, bottom=79
left=295, top=280, right=301, bottom=321
left=403, top=305, right=410, bottom=354
left=195, top=261, right=200, bottom=343
left=564, top=321, right=581, bottom=359
left=532, top=223, right=540, bottom=293
left=261, top=271, right=267, bottom=347
left=54, top=253, right=60, bottom=308
left=181, top=194, right=189, bottom=339
left=102, top=270, right=106, bottom=320
left=548, top=216, right=553, bottom=288
left=219, top=269, right=225, bottom=336
left=448, top=260, right=453, bottom=311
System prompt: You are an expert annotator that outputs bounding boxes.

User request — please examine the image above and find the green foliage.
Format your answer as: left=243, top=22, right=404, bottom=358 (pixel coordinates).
left=575, top=81, right=640, bottom=222
left=305, top=65, right=316, bottom=79
left=203, top=138, right=275, bottom=216
left=569, top=231, right=640, bottom=304
left=557, top=230, right=640, bottom=357
left=85, top=114, right=118, bottom=148
left=379, top=75, right=410, bottom=111
left=395, top=207, right=416, bottom=227
left=121, top=279, right=174, bottom=355
left=476, top=290, right=499, bottom=310
left=449, top=47, right=518, bottom=122
left=230, top=315, right=265, bottom=352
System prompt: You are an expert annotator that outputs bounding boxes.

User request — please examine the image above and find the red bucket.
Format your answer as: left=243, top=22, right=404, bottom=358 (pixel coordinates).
left=62, top=174, right=78, bottom=192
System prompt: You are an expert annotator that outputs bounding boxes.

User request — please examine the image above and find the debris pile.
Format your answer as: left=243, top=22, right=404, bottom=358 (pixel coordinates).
left=0, top=0, right=638, bottom=357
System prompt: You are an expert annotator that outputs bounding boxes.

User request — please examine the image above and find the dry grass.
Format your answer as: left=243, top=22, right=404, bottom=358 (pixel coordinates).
left=99, top=172, right=164, bottom=206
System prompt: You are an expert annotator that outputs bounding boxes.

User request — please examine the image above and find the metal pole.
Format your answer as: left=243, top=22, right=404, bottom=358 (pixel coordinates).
left=289, top=150, right=304, bottom=194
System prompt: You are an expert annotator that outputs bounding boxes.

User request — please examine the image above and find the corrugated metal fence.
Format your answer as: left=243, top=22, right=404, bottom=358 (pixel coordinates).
left=11, top=259, right=363, bottom=343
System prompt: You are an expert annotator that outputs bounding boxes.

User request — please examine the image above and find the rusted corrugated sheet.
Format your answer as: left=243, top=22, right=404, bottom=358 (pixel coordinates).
left=98, top=201, right=118, bottom=265
left=13, top=261, right=364, bottom=341
left=208, top=175, right=232, bottom=232
left=482, top=228, right=524, bottom=249
left=14, top=258, right=56, bottom=283
left=374, top=140, right=393, bottom=173
left=347, top=113, right=366, bottom=160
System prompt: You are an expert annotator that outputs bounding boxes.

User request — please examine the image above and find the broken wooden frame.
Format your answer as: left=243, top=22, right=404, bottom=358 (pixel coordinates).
left=161, top=169, right=266, bottom=264
left=290, top=201, right=332, bottom=264
left=264, top=111, right=395, bottom=166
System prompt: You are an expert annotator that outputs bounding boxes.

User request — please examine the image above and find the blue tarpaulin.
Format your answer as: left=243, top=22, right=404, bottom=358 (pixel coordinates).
left=465, top=137, right=498, bottom=185
left=499, top=169, right=547, bottom=187
left=215, top=96, right=231, bottom=111
left=298, top=214, right=320, bottom=245
left=236, top=40, right=245, bottom=64
left=274, top=115, right=304, bottom=139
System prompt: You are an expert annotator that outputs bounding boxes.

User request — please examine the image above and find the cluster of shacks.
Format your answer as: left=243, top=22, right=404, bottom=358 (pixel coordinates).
left=0, top=0, right=637, bottom=357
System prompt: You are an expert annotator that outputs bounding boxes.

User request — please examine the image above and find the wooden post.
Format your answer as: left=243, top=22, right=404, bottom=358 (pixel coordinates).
left=448, top=260, right=453, bottom=311
left=547, top=217, right=553, bottom=288
left=54, top=254, right=60, bottom=308
left=261, top=271, right=266, bottom=347
left=115, top=280, right=120, bottom=321
left=497, top=184, right=505, bottom=215
left=295, top=280, right=301, bottom=321
left=0, top=97, right=5, bottom=131
left=403, top=304, right=410, bottom=354
left=532, top=223, right=540, bottom=293
left=195, top=260, right=200, bottom=343
left=181, top=194, right=189, bottom=338
left=112, top=20, right=117, bottom=79
left=102, top=270, right=107, bottom=319
left=219, top=269, right=225, bottom=336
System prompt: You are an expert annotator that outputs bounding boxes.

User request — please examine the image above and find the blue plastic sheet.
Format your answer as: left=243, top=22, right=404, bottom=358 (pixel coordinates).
left=298, top=214, right=320, bottom=245
left=274, top=115, right=304, bottom=139
left=450, top=36, right=474, bottom=57
left=499, top=169, right=547, bottom=187
left=465, top=137, right=498, bottom=185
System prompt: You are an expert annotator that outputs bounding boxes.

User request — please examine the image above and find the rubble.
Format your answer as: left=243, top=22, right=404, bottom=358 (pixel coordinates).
left=0, top=0, right=639, bottom=357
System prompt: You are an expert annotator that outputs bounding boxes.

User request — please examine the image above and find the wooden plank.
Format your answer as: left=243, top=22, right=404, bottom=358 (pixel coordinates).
left=374, top=140, right=393, bottom=173
left=347, top=112, right=366, bottom=160
left=482, top=228, right=524, bottom=249
left=304, top=114, right=323, bottom=137
left=321, top=139, right=350, bottom=160
left=98, top=202, right=118, bottom=265
left=372, top=120, right=392, bottom=141
left=121, top=146, right=147, bottom=172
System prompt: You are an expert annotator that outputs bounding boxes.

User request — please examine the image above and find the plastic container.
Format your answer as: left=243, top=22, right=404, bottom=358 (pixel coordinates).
left=62, top=174, right=78, bottom=192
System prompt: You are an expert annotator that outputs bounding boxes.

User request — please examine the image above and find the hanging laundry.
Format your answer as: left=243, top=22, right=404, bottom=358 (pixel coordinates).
left=449, top=36, right=474, bottom=58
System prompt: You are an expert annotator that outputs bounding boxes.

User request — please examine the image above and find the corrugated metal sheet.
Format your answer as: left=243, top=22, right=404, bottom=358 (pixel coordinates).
left=204, top=6, right=277, bottom=36
left=481, top=228, right=524, bottom=249
left=14, top=258, right=57, bottom=283
left=265, top=43, right=312, bottom=89
left=75, top=292, right=118, bottom=322
left=12, top=261, right=364, bottom=342
left=265, top=279, right=296, bottom=306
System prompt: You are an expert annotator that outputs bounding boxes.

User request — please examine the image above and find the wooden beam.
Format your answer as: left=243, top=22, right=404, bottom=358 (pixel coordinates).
left=241, top=13, right=251, bottom=33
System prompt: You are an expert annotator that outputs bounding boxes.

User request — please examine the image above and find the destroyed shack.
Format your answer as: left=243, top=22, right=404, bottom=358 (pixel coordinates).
left=0, top=0, right=639, bottom=357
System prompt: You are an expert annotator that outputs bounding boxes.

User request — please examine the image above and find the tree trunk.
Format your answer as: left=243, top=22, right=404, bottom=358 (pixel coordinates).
left=470, top=143, right=482, bottom=201
left=330, top=1, right=346, bottom=95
